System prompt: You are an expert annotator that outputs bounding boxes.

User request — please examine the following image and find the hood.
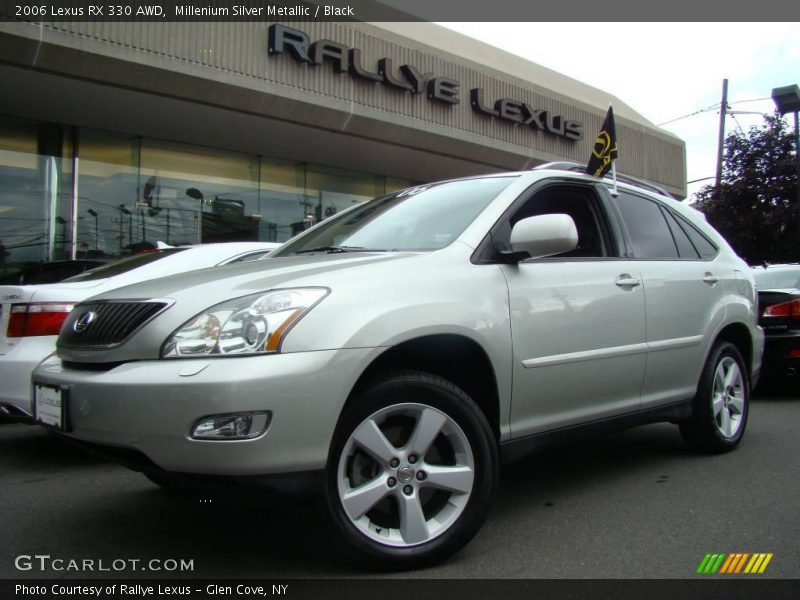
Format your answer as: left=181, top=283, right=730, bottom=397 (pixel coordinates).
left=89, top=251, right=422, bottom=305
left=57, top=250, right=429, bottom=363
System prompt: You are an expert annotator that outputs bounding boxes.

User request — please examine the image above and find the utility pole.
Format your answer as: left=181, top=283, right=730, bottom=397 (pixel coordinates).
left=793, top=110, right=800, bottom=247
left=772, top=85, right=800, bottom=256
left=715, top=78, right=729, bottom=191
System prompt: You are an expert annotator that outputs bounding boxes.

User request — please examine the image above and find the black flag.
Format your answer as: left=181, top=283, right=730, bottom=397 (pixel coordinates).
left=586, top=106, right=618, bottom=178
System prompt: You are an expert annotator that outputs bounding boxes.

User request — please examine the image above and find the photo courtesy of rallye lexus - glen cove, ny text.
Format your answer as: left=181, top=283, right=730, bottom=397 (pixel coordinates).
left=0, top=16, right=763, bottom=571
left=28, top=126, right=762, bottom=569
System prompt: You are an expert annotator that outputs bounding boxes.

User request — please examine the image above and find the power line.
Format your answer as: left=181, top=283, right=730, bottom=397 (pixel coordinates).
left=657, top=103, right=722, bottom=126
left=729, top=97, right=771, bottom=105
left=657, top=97, right=772, bottom=128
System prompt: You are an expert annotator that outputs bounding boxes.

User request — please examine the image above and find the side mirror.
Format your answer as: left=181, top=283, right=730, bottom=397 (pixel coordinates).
left=508, top=213, right=578, bottom=260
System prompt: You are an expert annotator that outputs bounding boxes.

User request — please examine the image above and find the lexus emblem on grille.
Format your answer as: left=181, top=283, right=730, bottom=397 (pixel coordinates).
left=73, top=310, right=96, bottom=333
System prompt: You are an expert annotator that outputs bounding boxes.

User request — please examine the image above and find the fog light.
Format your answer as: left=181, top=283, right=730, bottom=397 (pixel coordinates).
left=191, top=411, right=271, bottom=440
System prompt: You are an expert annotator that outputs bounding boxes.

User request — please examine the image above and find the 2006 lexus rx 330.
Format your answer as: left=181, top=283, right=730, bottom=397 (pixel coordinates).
left=33, top=164, right=763, bottom=568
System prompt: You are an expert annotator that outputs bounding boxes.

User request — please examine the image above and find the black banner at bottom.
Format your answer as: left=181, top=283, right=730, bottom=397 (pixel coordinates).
left=3, top=579, right=799, bottom=600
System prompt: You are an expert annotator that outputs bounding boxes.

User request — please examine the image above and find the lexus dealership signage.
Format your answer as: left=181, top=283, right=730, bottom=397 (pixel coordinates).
left=268, top=24, right=584, bottom=141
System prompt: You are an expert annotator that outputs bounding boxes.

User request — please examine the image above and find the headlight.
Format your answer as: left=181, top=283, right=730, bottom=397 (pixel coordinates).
left=161, top=288, right=328, bottom=357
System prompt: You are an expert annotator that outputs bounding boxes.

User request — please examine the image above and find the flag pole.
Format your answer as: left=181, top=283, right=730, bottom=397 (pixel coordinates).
left=609, top=102, right=618, bottom=197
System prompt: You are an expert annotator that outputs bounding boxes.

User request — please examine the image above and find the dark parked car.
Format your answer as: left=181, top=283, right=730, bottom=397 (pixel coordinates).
left=0, top=260, right=106, bottom=285
left=752, top=264, right=800, bottom=387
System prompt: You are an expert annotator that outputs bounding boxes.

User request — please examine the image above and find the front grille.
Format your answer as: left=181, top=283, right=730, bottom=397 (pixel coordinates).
left=58, top=301, right=169, bottom=349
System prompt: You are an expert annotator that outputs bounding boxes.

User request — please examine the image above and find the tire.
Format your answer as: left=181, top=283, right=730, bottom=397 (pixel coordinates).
left=680, top=341, right=749, bottom=453
left=325, top=371, right=498, bottom=569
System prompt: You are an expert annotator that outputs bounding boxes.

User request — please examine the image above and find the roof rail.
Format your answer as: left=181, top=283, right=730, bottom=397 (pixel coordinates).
left=533, top=161, right=675, bottom=200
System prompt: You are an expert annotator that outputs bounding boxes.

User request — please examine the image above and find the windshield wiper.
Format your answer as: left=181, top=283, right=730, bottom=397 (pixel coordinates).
left=293, top=245, right=384, bottom=255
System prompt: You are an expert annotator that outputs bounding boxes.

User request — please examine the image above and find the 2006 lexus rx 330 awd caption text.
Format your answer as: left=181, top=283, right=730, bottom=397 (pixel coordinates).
left=32, top=164, right=763, bottom=568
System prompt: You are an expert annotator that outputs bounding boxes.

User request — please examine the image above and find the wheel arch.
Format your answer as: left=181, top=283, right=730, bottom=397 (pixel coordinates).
left=343, top=334, right=501, bottom=441
left=713, top=322, right=754, bottom=381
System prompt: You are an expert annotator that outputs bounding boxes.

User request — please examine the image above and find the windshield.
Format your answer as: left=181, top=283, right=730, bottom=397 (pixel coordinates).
left=273, top=177, right=514, bottom=256
left=753, top=268, right=800, bottom=290
left=63, top=248, right=188, bottom=282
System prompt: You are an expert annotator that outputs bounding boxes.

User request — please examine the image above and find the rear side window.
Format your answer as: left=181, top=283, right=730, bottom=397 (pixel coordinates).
left=673, top=215, right=718, bottom=259
left=662, top=209, right=700, bottom=259
left=614, top=192, right=678, bottom=259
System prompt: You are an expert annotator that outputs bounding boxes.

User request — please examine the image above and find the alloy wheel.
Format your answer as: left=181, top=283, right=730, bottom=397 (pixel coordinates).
left=712, top=356, right=745, bottom=439
left=336, top=402, right=475, bottom=548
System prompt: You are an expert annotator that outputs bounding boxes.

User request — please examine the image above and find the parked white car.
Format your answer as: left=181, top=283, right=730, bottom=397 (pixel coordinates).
left=0, top=242, right=279, bottom=421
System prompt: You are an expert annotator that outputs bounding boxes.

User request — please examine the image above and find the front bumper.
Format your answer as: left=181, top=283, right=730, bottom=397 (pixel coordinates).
left=32, top=348, right=378, bottom=476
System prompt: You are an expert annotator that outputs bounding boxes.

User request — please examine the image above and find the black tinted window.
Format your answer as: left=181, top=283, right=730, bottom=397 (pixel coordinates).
left=34, top=263, right=90, bottom=283
left=674, top=216, right=718, bottom=259
left=662, top=209, right=700, bottom=259
left=615, top=192, right=678, bottom=259
left=510, top=185, right=611, bottom=258
left=64, top=249, right=187, bottom=282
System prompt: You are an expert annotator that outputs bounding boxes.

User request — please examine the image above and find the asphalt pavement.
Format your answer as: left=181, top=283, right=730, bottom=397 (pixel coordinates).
left=1, top=394, right=798, bottom=579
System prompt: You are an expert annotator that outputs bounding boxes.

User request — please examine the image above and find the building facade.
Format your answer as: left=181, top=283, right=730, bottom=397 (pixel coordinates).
left=0, top=19, right=685, bottom=272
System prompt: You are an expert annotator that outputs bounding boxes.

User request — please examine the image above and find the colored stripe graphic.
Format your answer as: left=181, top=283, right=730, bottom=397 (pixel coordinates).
left=720, top=553, right=749, bottom=573
left=711, top=554, right=726, bottom=573
left=734, top=553, right=750, bottom=573
left=697, top=554, right=713, bottom=573
left=759, top=554, right=774, bottom=573
left=698, top=552, right=773, bottom=574
left=719, top=554, right=736, bottom=573
left=744, top=553, right=774, bottom=574
left=698, top=553, right=727, bottom=573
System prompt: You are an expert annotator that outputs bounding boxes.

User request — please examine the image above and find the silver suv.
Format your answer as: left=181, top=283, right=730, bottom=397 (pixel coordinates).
left=33, top=165, right=763, bottom=568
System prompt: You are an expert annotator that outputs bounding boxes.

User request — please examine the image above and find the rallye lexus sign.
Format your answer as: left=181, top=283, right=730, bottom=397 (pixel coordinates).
left=268, top=25, right=584, bottom=141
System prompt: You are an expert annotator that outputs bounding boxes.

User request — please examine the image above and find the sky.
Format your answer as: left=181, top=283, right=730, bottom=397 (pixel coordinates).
left=440, top=22, right=800, bottom=200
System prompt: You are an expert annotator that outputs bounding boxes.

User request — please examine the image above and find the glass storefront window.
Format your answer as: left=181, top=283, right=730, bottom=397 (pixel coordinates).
left=386, top=177, right=415, bottom=194
left=259, top=160, right=307, bottom=242
left=0, top=117, right=73, bottom=278
left=140, top=140, right=260, bottom=247
left=305, top=165, right=385, bottom=231
left=76, top=130, right=140, bottom=258
left=1, top=116, right=421, bottom=271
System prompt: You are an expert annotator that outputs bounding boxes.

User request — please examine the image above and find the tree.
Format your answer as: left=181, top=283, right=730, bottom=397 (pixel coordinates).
left=695, top=112, right=798, bottom=265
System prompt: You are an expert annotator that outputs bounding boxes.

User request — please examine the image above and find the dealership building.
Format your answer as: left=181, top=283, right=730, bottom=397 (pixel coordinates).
left=0, top=19, right=685, bottom=270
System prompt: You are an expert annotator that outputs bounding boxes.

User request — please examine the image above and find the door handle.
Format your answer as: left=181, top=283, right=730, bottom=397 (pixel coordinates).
left=615, top=275, right=641, bottom=288
left=702, top=273, right=719, bottom=285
